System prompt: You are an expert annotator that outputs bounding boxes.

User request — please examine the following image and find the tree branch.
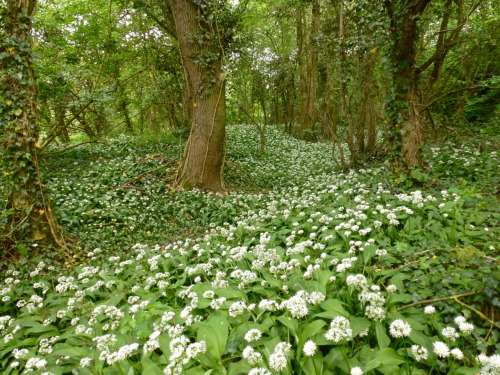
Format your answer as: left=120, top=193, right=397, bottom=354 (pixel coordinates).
left=397, top=291, right=480, bottom=311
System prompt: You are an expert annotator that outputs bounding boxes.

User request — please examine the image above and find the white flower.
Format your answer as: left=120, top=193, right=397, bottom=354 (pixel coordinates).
left=411, top=345, right=428, bottom=361
left=80, top=357, right=92, bottom=367
left=389, top=320, right=412, bottom=338
left=186, top=341, right=207, bottom=359
left=479, top=354, right=500, bottom=375
left=424, top=306, right=436, bottom=315
left=303, top=340, right=317, bottom=356
left=433, top=341, right=450, bottom=358
left=454, top=316, right=467, bottom=325
left=346, top=274, right=367, bottom=289
left=442, top=326, right=459, bottom=342
left=351, top=367, right=364, bottom=375
left=451, top=348, right=464, bottom=360
left=281, top=295, right=308, bottom=318
left=268, top=341, right=292, bottom=371
left=229, top=301, right=247, bottom=317
left=244, top=329, right=262, bottom=342
left=386, top=284, right=397, bottom=293
left=242, top=346, right=263, bottom=365
left=325, top=316, right=352, bottom=343
left=459, top=322, right=474, bottom=334
left=202, top=291, right=215, bottom=299
left=248, top=368, right=271, bottom=375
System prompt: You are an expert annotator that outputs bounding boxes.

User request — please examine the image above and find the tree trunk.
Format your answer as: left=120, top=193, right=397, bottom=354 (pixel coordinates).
left=297, top=1, right=320, bottom=139
left=1, top=0, right=66, bottom=254
left=386, top=0, right=431, bottom=169
left=167, top=0, right=226, bottom=192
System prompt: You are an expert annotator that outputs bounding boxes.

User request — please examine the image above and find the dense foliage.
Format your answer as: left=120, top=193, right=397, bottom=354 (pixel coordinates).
left=0, top=126, right=498, bottom=374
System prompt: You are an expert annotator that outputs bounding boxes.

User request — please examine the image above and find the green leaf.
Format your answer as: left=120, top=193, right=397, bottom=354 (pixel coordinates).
left=316, top=299, right=349, bottom=319
left=51, top=346, right=88, bottom=358
left=277, top=316, right=299, bottom=340
left=301, top=352, right=324, bottom=375
left=375, top=322, right=390, bottom=349
left=13, top=108, right=22, bottom=116
left=299, top=319, right=326, bottom=345
left=350, top=317, right=371, bottom=337
left=141, top=356, right=164, bottom=375
left=197, top=315, right=228, bottom=360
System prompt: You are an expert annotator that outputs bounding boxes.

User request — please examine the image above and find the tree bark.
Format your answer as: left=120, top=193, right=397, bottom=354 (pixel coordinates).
left=1, top=0, right=66, bottom=254
left=297, top=1, right=319, bottom=139
left=167, top=0, right=226, bottom=192
left=385, top=0, right=431, bottom=169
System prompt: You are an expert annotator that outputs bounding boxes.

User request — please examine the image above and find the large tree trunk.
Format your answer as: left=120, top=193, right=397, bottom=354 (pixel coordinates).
left=386, top=0, right=431, bottom=169
left=167, top=0, right=226, bottom=192
left=1, top=0, right=66, bottom=254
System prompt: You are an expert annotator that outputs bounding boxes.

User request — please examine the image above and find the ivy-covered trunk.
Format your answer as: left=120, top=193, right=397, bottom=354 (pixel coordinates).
left=167, top=0, right=226, bottom=192
left=385, top=0, right=431, bottom=169
left=1, top=0, right=66, bottom=255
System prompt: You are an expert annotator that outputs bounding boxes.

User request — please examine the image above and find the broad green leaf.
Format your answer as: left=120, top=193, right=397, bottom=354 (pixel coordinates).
left=141, top=357, right=164, bottom=375
left=277, top=316, right=299, bottom=340
left=317, top=299, right=349, bottom=319
left=299, top=319, right=326, bottom=345
left=350, top=317, right=371, bottom=337
left=197, top=315, right=228, bottom=360
left=375, top=322, right=390, bottom=349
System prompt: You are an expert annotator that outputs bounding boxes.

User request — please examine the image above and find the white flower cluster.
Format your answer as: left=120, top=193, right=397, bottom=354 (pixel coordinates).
left=325, top=316, right=352, bottom=343
left=243, top=346, right=263, bottom=365
left=389, top=320, right=412, bottom=338
left=269, top=342, right=292, bottom=371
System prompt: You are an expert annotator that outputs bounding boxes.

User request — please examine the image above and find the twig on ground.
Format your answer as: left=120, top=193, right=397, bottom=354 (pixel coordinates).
left=485, top=310, right=496, bottom=341
left=115, top=157, right=178, bottom=190
left=397, top=291, right=480, bottom=311
left=394, top=259, right=421, bottom=272
left=121, top=185, right=147, bottom=194
left=453, top=296, right=500, bottom=330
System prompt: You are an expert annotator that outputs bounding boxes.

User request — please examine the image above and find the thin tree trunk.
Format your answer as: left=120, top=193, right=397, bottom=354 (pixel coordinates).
left=297, top=1, right=319, bottom=139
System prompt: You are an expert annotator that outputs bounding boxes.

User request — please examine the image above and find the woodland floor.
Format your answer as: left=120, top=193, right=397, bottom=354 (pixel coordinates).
left=0, top=125, right=498, bottom=375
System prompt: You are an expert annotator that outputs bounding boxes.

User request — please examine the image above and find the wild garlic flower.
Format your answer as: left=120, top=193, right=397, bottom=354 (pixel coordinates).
left=325, top=316, right=353, bottom=343
left=244, top=329, right=262, bottom=342
left=242, top=346, right=263, bottom=365
left=303, top=340, right=317, bottom=356
left=389, top=320, right=412, bottom=338
left=365, top=305, right=386, bottom=322
left=210, top=297, right=226, bottom=310
left=106, top=343, right=139, bottom=365
left=411, top=345, right=428, bottom=361
left=259, top=299, right=278, bottom=311
left=269, top=342, right=291, bottom=371
left=248, top=368, right=271, bottom=375
left=459, top=322, right=474, bottom=334
left=280, top=295, right=308, bottom=319
left=451, top=348, right=464, bottom=360
left=424, top=306, right=436, bottom=315
left=25, top=357, right=48, bottom=371
left=346, top=274, right=368, bottom=290
left=80, top=357, right=92, bottom=367
left=351, top=367, right=364, bottom=375
left=433, top=341, right=450, bottom=358
left=479, top=354, right=500, bottom=375
left=229, top=301, right=247, bottom=317
left=442, top=326, right=459, bottom=342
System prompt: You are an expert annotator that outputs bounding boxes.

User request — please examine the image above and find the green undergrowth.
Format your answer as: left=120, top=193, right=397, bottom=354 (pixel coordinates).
left=0, top=125, right=498, bottom=375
